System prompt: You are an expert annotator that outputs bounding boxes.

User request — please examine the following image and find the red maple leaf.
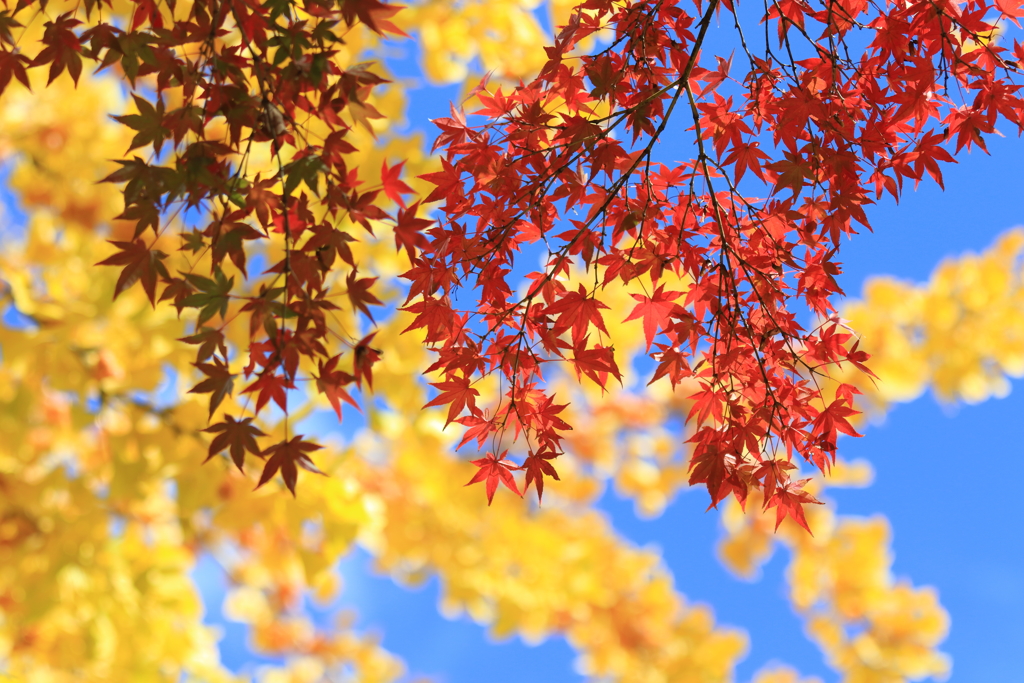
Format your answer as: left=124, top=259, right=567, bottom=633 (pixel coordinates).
left=527, top=394, right=572, bottom=434
left=179, top=327, right=228, bottom=363
left=812, top=396, right=861, bottom=445
left=520, top=450, right=560, bottom=503
left=0, top=51, right=30, bottom=93
left=316, top=355, right=360, bottom=420
left=245, top=173, right=281, bottom=230
left=97, top=238, right=169, bottom=304
left=996, top=0, right=1024, bottom=21
left=650, top=343, right=692, bottom=387
left=381, top=159, right=415, bottom=208
left=546, top=284, right=610, bottom=345
left=243, top=371, right=294, bottom=413
left=430, top=103, right=472, bottom=152
left=846, top=340, right=878, bottom=379
left=465, top=451, right=521, bottom=505
left=339, top=0, right=408, bottom=36
left=455, top=414, right=494, bottom=450
left=256, top=436, right=325, bottom=496
left=393, top=201, right=432, bottom=260
left=753, top=458, right=797, bottom=503
left=425, top=375, right=480, bottom=426
left=764, top=480, right=823, bottom=533
left=401, top=296, right=456, bottom=342
left=130, top=0, right=163, bottom=30
left=569, top=344, right=621, bottom=388
left=723, top=140, right=771, bottom=183
left=32, top=13, right=83, bottom=85
left=623, top=285, right=683, bottom=351
left=203, top=415, right=265, bottom=472
left=346, top=269, right=383, bottom=322
left=353, top=333, right=381, bottom=390
left=189, top=359, right=235, bottom=417
left=419, top=156, right=463, bottom=205
left=687, top=441, right=730, bottom=507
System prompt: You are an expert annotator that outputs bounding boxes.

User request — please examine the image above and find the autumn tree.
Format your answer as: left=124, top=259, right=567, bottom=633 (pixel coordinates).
left=412, top=0, right=1024, bottom=521
left=63, top=0, right=1023, bottom=515
left=1, top=0, right=1016, bottom=511
left=0, top=0, right=1021, bottom=679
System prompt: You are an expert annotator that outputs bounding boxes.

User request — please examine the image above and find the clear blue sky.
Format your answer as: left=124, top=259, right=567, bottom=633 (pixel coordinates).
left=185, top=8, right=1024, bottom=681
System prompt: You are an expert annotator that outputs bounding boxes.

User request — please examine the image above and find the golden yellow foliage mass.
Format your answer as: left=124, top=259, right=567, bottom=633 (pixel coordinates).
left=841, top=229, right=1024, bottom=409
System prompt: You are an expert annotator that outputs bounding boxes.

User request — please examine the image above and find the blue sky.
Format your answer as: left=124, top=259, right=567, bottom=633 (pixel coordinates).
left=187, top=7, right=1019, bottom=682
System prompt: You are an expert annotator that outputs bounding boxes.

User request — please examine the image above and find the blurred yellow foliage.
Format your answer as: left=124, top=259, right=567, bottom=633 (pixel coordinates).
left=841, top=228, right=1024, bottom=410
left=751, top=665, right=823, bottom=683
left=717, top=477, right=950, bottom=683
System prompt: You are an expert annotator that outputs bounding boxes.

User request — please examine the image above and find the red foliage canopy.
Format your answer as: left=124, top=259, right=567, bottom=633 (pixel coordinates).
left=11, top=0, right=1015, bottom=517
left=408, top=0, right=1023, bottom=522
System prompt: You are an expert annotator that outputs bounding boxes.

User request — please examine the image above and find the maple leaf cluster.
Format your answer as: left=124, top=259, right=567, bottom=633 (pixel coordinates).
left=13, top=0, right=1018, bottom=510
left=408, top=0, right=1024, bottom=519
left=26, top=0, right=417, bottom=493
